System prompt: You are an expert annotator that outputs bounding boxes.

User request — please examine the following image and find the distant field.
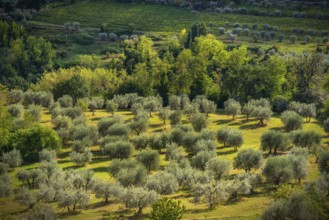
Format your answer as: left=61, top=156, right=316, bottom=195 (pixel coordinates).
left=29, top=0, right=329, bottom=58
left=1, top=108, right=328, bottom=219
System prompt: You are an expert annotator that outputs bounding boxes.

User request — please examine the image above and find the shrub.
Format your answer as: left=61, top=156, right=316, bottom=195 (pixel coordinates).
left=106, top=100, right=118, bottom=116
left=150, top=198, right=185, bottom=220
left=169, top=111, right=182, bottom=127
left=107, top=123, right=130, bottom=137
left=233, top=23, right=240, bottom=28
left=58, top=95, right=73, bottom=108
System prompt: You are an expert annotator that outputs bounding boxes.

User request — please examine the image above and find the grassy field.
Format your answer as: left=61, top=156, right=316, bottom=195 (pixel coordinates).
left=27, top=0, right=329, bottom=62
left=1, top=107, right=328, bottom=219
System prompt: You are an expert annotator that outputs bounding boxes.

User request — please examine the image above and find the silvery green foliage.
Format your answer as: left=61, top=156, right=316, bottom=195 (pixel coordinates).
left=193, top=96, right=217, bottom=116
left=58, top=95, right=73, bottom=108
left=26, top=203, right=57, bottom=220
left=316, top=173, right=329, bottom=197
left=22, top=91, right=53, bottom=108
left=130, top=116, right=149, bottom=135
left=137, top=148, right=160, bottom=172
left=70, top=148, right=93, bottom=166
left=72, top=124, right=98, bottom=144
left=104, top=141, right=133, bottom=160
left=261, top=199, right=288, bottom=220
left=17, top=169, right=44, bottom=189
left=191, top=139, right=217, bottom=155
left=146, top=172, right=179, bottom=194
left=281, top=110, right=303, bottom=131
left=224, top=98, right=241, bottom=120
left=61, top=107, right=83, bottom=119
left=183, top=102, right=200, bottom=121
left=165, top=143, right=184, bottom=161
left=2, top=149, right=23, bottom=168
left=132, top=135, right=150, bottom=151
left=7, top=89, right=24, bottom=104
left=58, top=189, right=90, bottom=212
left=158, top=107, right=172, bottom=124
left=0, top=162, right=8, bottom=175
left=261, top=130, right=288, bottom=155
left=121, top=187, right=159, bottom=215
left=290, top=155, right=308, bottom=183
left=150, top=132, right=170, bottom=153
left=109, top=33, right=118, bottom=41
left=93, top=181, right=122, bottom=203
left=262, top=156, right=293, bottom=185
left=25, top=104, right=42, bottom=121
left=116, top=165, right=147, bottom=187
left=191, top=113, right=208, bottom=132
left=8, top=104, right=24, bottom=118
left=192, top=182, right=220, bottom=208
left=97, top=116, right=122, bottom=136
left=144, top=96, right=162, bottom=117
left=105, top=100, right=119, bottom=116
left=107, top=123, right=130, bottom=137
left=39, top=149, right=57, bottom=162
left=206, top=157, right=231, bottom=182
left=289, top=147, right=309, bottom=159
left=0, top=174, right=11, bottom=197
left=192, top=150, right=217, bottom=171
left=233, top=149, right=263, bottom=173
left=168, top=95, right=181, bottom=110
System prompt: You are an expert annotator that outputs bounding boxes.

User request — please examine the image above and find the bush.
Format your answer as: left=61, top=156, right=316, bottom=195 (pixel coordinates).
left=278, top=34, right=284, bottom=42
left=97, top=117, right=122, bottom=136
left=169, top=111, right=182, bottom=127
left=8, top=104, right=24, bottom=118
left=107, top=123, right=130, bottom=137
left=70, top=148, right=92, bottom=165
left=150, top=198, right=185, bottom=220
left=106, top=100, right=118, bottom=116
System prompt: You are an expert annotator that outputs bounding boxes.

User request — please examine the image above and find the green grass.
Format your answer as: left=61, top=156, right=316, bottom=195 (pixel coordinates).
left=2, top=108, right=328, bottom=219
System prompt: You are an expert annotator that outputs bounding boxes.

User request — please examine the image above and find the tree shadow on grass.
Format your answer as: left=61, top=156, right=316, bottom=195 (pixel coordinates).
left=90, top=116, right=103, bottom=121
left=92, top=166, right=108, bottom=173
left=217, top=149, right=235, bottom=156
left=239, top=123, right=258, bottom=130
left=215, top=119, right=232, bottom=125
left=269, top=127, right=284, bottom=131
left=149, top=123, right=162, bottom=128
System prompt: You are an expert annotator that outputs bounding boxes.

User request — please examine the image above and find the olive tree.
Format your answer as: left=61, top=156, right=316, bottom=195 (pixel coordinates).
left=290, top=130, right=322, bottom=154
left=169, top=110, right=182, bottom=127
left=300, top=103, right=316, bottom=122
left=70, top=148, right=93, bottom=166
left=224, top=99, right=241, bottom=120
left=137, top=148, right=160, bottom=172
left=234, top=149, right=263, bottom=173
left=39, top=149, right=56, bottom=162
left=93, top=181, right=122, bottom=204
left=104, top=141, right=133, bottom=160
left=129, top=117, right=149, bottom=135
left=281, top=110, right=303, bottom=131
left=261, top=130, right=288, bottom=155
left=191, top=113, right=208, bottom=132
left=226, top=130, right=244, bottom=151
left=242, top=102, right=254, bottom=122
left=251, top=106, right=272, bottom=126
left=0, top=174, right=11, bottom=197
left=192, top=150, right=216, bottom=171
left=7, top=89, right=24, bottom=104
left=324, top=118, right=329, bottom=135
left=58, top=95, right=73, bottom=108
left=290, top=155, right=308, bottom=183
left=150, top=198, right=185, bottom=220
left=168, top=95, right=181, bottom=110
left=216, top=127, right=232, bottom=147
left=1, top=149, right=23, bottom=169
left=318, top=150, right=329, bottom=173
left=183, top=102, right=199, bottom=121
left=206, top=157, right=231, bottom=183
left=105, top=100, right=118, bottom=116
left=132, top=135, right=150, bottom=151
left=146, top=172, right=179, bottom=194
left=97, top=117, right=122, bottom=136
left=158, top=107, right=171, bottom=124
left=122, top=187, right=159, bottom=215
left=58, top=190, right=90, bottom=212
left=8, top=104, right=24, bottom=118
left=88, top=97, right=104, bottom=116
left=262, top=156, right=293, bottom=185
left=107, top=123, right=130, bottom=137
left=25, top=105, right=42, bottom=122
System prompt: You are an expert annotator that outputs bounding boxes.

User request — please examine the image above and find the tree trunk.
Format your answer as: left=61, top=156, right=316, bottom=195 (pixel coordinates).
left=73, top=203, right=76, bottom=212
left=105, top=197, right=109, bottom=204
left=137, top=206, right=143, bottom=215
left=298, top=177, right=301, bottom=184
